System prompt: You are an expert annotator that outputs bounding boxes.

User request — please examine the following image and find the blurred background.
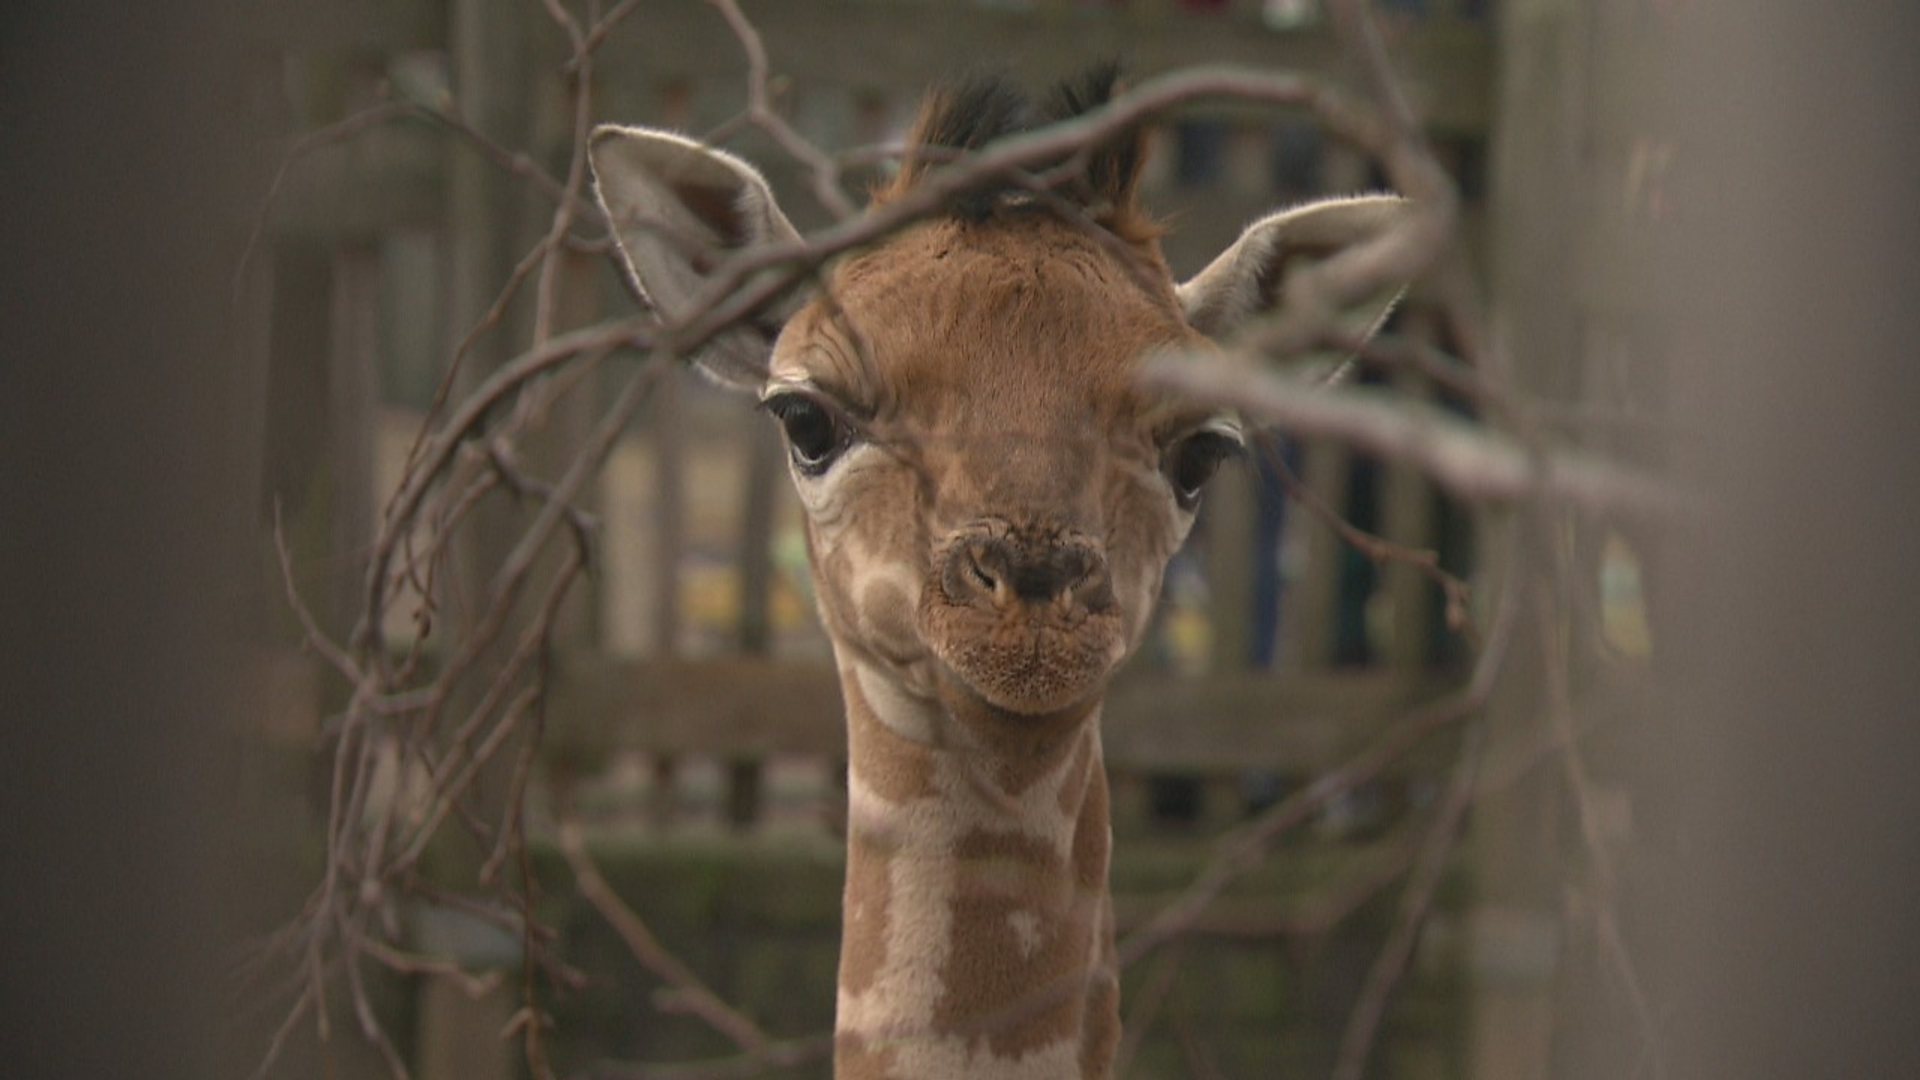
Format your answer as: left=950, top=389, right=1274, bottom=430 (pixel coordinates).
left=5, top=2, right=1918, bottom=1079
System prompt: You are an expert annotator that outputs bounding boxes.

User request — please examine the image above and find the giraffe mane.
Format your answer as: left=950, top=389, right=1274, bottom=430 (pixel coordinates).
left=873, top=62, right=1162, bottom=245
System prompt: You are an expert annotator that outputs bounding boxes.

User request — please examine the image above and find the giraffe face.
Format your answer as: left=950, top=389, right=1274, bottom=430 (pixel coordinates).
left=590, top=71, right=1409, bottom=727
left=763, top=215, right=1240, bottom=719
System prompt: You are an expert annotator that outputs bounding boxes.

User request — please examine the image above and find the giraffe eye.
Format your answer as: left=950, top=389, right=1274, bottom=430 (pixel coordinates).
left=1164, top=429, right=1242, bottom=510
left=763, top=392, right=851, bottom=475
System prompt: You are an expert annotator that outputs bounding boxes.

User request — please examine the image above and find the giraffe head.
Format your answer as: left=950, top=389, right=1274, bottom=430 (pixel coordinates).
left=592, top=69, right=1406, bottom=729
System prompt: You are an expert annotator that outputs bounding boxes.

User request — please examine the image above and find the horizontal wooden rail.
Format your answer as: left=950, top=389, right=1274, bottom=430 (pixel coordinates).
left=546, top=654, right=1463, bottom=774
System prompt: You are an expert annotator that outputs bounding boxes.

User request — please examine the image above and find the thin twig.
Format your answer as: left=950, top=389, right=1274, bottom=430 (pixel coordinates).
left=1118, top=529, right=1525, bottom=968
left=356, top=322, right=655, bottom=657
left=706, top=0, right=858, bottom=218
left=1114, top=946, right=1184, bottom=1079
left=247, top=981, right=315, bottom=1080
left=531, top=0, right=595, bottom=349
left=272, top=506, right=364, bottom=686
left=1255, top=430, right=1477, bottom=646
left=571, top=0, right=644, bottom=72
left=555, top=817, right=771, bottom=1054
left=360, top=937, right=507, bottom=998
left=1540, top=584, right=1663, bottom=1072
left=1333, top=706, right=1488, bottom=1080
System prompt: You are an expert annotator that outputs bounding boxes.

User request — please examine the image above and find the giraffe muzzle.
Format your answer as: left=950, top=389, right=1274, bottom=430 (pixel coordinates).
left=939, top=530, right=1115, bottom=616
left=919, top=522, right=1126, bottom=715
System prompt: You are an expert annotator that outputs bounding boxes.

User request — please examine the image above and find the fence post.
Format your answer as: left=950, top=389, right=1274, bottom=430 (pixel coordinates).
left=328, top=243, right=381, bottom=636
left=1380, top=309, right=1443, bottom=672
left=418, top=0, right=537, bottom=1075
left=1278, top=438, right=1351, bottom=672
left=726, top=413, right=785, bottom=830
left=1469, top=0, right=1593, bottom=1074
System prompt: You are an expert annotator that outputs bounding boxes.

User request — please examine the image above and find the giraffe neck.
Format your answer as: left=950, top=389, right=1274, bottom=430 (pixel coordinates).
left=831, top=659, right=1120, bottom=1080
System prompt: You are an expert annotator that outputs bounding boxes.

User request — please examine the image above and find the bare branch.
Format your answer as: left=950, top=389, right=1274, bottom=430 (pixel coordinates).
left=530, top=0, right=596, bottom=349
left=1539, top=586, right=1663, bottom=1071
left=1148, top=355, right=1681, bottom=523
left=1119, top=539, right=1526, bottom=968
left=1334, top=705, right=1487, bottom=1080
left=555, top=817, right=772, bottom=1055
left=706, top=0, right=857, bottom=219
left=1254, top=430, right=1477, bottom=646
left=1114, top=947, right=1185, bottom=1079
left=271, top=507, right=364, bottom=686
left=571, top=0, right=645, bottom=72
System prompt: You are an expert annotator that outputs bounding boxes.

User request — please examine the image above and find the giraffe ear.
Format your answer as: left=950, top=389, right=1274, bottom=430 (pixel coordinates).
left=590, top=125, right=806, bottom=392
left=1177, top=194, right=1411, bottom=349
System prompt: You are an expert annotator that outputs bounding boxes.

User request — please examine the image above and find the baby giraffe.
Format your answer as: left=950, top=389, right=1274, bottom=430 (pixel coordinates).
left=592, top=68, right=1405, bottom=1080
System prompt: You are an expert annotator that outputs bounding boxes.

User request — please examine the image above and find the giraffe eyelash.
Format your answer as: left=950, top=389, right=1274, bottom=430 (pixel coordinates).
left=1160, top=419, right=1245, bottom=511
left=762, top=387, right=863, bottom=476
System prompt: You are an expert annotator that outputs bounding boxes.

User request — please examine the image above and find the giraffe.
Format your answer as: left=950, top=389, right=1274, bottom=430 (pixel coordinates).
left=590, top=68, right=1407, bottom=1080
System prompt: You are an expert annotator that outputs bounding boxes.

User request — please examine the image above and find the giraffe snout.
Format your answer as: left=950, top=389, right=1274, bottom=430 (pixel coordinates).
left=921, top=523, right=1127, bottom=715
left=939, top=529, right=1115, bottom=615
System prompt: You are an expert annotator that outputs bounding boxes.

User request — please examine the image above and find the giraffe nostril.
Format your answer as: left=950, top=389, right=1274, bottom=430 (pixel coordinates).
left=942, top=532, right=1109, bottom=612
left=1010, top=556, right=1073, bottom=603
left=1072, top=562, right=1115, bottom=611
left=968, top=552, right=999, bottom=594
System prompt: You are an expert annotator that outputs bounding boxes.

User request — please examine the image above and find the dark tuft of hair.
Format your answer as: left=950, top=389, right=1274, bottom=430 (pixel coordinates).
left=907, top=70, right=1033, bottom=220
left=914, top=71, right=1030, bottom=158
left=876, top=63, right=1157, bottom=242
left=1039, top=61, right=1145, bottom=223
